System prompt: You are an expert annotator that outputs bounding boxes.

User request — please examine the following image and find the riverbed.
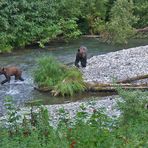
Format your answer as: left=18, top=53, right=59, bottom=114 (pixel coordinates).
left=0, top=38, right=147, bottom=115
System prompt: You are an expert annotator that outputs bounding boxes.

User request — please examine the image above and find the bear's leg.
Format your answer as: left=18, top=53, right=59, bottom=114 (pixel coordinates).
left=15, top=75, right=24, bottom=81
left=81, top=58, right=87, bottom=67
left=19, top=77, right=24, bottom=81
left=1, top=76, right=10, bottom=85
left=75, top=53, right=80, bottom=68
left=15, top=76, right=19, bottom=80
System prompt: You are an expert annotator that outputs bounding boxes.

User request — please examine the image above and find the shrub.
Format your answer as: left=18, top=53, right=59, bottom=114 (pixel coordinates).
left=106, top=0, right=137, bottom=44
left=117, top=89, right=148, bottom=124
left=0, top=0, right=81, bottom=52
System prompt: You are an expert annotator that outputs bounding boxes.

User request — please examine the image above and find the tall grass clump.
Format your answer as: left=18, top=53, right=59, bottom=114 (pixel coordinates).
left=34, top=56, right=85, bottom=96
left=54, top=67, right=86, bottom=96
left=34, top=56, right=64, bottom=89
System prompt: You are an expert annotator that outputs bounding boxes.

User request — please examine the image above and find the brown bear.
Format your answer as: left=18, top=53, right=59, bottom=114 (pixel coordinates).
left=0, top=66, right=24, bottom=85
left=75, top=46, right=87, bottom=68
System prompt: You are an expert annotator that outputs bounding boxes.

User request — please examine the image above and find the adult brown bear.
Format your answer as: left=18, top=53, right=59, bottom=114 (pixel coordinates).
left=75, top=46, right=87, bottom=68
left=0, top=66, right=24, bottom=85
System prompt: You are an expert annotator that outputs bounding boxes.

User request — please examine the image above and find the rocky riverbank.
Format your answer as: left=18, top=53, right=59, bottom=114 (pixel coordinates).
left=1, top=45, right=147, bottom=126
left=37, top=45, right=147, bottom=124
left=82, top=45, right=148, bottom=84
left=0, top=95, right=120, bottom=127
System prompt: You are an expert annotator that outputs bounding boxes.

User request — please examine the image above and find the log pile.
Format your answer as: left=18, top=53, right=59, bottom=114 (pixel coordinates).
left=35, top=74, right=148, bottom=93
left=86, top=74, right=148, bottom=92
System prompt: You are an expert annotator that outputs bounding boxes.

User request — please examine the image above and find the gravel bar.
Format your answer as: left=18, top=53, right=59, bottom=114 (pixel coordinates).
left=82, top=45, right=148, bottom=84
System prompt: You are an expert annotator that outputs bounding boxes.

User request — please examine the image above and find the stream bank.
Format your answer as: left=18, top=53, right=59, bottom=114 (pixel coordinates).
left=0, top=38, right=148, bottom=115
left=11, top=44, right=148, bottom=125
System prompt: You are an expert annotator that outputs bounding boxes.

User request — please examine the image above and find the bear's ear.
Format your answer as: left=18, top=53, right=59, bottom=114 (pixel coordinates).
left=2, top=67, right=5, bottom=71
left=0, top=67, right=5, bottom=73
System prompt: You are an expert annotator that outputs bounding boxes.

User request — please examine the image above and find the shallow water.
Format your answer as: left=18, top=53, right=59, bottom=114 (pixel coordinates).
left=0, top=37, right=147, bottom=114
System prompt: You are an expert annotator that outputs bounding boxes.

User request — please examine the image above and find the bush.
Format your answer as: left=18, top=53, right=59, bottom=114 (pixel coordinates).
left=34, top=56, right=85, bottom=96
left=0, top=0, right=81, bottom=52
left=106, top=0, right=137, bottom=44
left=117, top=89, right=148, bottom=124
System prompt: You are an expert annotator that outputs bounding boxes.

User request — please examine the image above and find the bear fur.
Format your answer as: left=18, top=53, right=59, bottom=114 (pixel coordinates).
left=0, top=66, right=24, bottom=85
left=75, top=46, right=87, bottom=68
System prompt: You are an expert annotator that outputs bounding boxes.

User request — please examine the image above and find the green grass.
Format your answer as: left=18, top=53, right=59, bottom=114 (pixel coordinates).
left=54, top=67, right=86, bottom=96
left=34, top=56, right=86, bottom=96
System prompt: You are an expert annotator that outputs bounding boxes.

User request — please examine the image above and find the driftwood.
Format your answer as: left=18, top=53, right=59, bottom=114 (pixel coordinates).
left=86, top=83, right=148, bottom=92
left=34, top=86, right=51, bottom=92
left=82, top=35, right=100, bottom=38
left=117, top=74, right=148, bottom=83
left=86, top=74, right=148, bottom=92
left=35, top=74, right=148, bottom=93
left=136, top=27, right=148, bottom=33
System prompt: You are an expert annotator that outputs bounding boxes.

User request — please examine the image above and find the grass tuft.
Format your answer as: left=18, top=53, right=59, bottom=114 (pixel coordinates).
left=34, top=56, right=85, bottom=96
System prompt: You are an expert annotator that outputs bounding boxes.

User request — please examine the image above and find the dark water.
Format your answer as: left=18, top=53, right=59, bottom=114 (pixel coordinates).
left=0, top=37, right=147, bottom=114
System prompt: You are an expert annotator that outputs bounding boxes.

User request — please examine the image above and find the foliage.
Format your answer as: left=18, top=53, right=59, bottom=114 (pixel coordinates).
left=115, top=89, right=148, bottom=147
left=57, top=18, right=82, bottom=41
left=106, top=0, right=138, bottom=44
left=0, top=90, right=148, bottom=147
left=79, top=0, right=108, bottom=35
left=0, top=0, right=81, bottom=52
left=133, top=0, right=148, bottom=28
left=34, top=56, right=64, bottom=89
left=34, top=56, right=85, bottom=96
left=0, top=0, right=147, bottom=52
left=117, top=89, right=148, bottom=124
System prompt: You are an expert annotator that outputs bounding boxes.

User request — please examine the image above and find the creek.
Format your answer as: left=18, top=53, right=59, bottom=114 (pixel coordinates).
left=0, top=37, right=147, bottom=115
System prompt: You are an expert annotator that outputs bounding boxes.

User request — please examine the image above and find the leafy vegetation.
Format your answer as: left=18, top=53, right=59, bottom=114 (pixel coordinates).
left=106, top=0, right=137, bottom=44
left=0, top=90, right=148, bottom=147
left=0, top=0, right=147, bottom=52
left=34, top=56, right=86, bottom=96
left=0, top=0, right=81, bottom=52
left=133, top=0, right=148, bottom=28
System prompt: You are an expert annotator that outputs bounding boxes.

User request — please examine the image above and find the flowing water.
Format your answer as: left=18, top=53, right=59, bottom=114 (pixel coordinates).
left=0, top=37, right=147, bottom=115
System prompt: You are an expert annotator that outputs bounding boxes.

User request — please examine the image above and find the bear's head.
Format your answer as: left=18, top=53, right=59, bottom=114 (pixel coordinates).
left=78, top=46, right=87, bottom=58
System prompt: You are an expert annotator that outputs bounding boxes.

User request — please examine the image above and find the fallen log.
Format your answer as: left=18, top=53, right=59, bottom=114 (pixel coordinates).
left=34, top=73, right=148, bottom=94
left=136, top=27, right=148, bottom=33
left=34, top=86, right=51, bottom=92
left=82, top=35, right=100, bottom=38
left=35, top=82, right=148, bottom=93
left=117, top=74, right=148, bottom=83
left=86, top=83, right=148, bottom=92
